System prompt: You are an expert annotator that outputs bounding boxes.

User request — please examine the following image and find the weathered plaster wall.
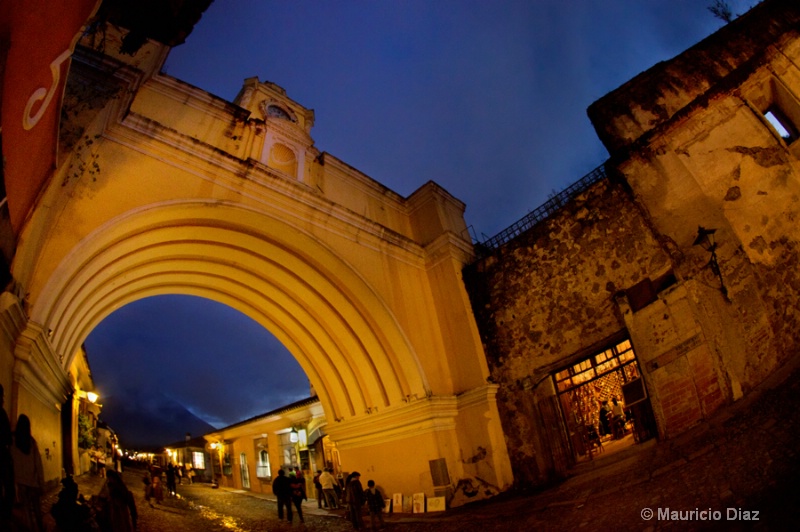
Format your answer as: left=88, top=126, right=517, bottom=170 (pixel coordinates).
left=598, top=0, right=800, bottom=397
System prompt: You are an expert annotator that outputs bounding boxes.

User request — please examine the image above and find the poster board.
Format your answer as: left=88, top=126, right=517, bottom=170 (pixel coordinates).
left=427, top=496, right=446, bottom=512
left=402, top=495, right=412, bottom=513
left=392, top=493, right=403, bottom=512
left=412, top=493, right=426, bottom=513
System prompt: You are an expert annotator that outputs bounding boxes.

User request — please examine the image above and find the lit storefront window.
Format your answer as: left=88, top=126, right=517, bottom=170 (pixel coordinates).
left=192, top=451, right=205, bottom=470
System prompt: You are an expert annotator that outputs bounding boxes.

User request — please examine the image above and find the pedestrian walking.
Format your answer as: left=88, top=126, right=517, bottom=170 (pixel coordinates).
left=364, top=479, right=386, bottom=530
left=97, top=469, right=138, bottom=532
left=144, top=474, right=164, bottom=506
left=272, top=468, right=293, bottom=522
left=96, top=470, right=137, bottom=532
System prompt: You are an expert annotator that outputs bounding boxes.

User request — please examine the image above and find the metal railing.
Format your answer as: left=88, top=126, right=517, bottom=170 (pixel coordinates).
left=475, top=162, right=608, bottom=253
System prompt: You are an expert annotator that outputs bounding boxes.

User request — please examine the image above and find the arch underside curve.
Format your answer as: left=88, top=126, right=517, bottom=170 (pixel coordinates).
left=31, top=202, right=430, bottom=422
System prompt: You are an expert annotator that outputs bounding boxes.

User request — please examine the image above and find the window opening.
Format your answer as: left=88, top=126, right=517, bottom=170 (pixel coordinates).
left=222, top=453, right=232, bottom=476
left=192, top=451, right=205, bottom=470
left=280, top=432, right=298, bottom=468
left=764, top=107, right=798, bottom=143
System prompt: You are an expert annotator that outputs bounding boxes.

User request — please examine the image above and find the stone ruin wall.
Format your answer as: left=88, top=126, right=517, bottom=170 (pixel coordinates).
left=464, top=177, right=672, bottom=487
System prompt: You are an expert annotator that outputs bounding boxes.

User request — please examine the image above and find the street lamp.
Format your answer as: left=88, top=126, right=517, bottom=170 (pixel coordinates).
left=692, top=226, right=729, bottom=300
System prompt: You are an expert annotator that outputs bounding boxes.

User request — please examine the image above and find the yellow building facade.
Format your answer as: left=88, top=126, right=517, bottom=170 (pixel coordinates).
left=205, top=397, right=332, bottom=498
left=0, top=22, right=512, bottom=503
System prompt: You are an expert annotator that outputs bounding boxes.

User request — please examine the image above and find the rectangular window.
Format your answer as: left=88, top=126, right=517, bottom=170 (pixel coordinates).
left=280, top=432, right=298, bottom=467
left=223, top=453, right=232, bottom=476
left=553, top=339, right=639, bottom=393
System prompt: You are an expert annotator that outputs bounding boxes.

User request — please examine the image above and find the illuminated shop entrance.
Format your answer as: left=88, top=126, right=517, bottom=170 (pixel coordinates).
left=553, top=338, right=656, bottom=461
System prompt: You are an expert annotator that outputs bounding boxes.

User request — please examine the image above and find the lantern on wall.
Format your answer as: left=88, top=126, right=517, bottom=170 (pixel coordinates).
left=692, top=226, right=729, bottom=300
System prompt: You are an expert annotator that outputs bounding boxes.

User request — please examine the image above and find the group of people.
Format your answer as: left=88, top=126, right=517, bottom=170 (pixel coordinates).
left=598, top=396, right=629, bottom=440
left=1, top=383, right=139, bottom=531
left=271, top=467, right=308, bottom=523
left=51, top=469, right=138, bottom=532
left=1, top=384, right=46, bottom=531
left=341, top=471, right=386, bottom=530
left=273, top=466, right=386, bottom=529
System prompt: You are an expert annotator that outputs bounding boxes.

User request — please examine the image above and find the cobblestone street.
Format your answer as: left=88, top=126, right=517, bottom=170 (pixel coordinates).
left=39, top=357, right=800, bottom=531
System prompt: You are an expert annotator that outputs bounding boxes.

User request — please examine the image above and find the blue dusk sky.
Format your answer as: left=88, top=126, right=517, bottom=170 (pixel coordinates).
left=84, top=0, right=748, bottom=440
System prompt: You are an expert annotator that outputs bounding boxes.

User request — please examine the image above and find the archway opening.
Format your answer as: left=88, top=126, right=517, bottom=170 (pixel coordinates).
left=83, top=294, right=310, bottom=448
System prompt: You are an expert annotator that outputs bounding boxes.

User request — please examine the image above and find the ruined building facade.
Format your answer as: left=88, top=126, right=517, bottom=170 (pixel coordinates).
left=465, top=0, right=800, bottom=488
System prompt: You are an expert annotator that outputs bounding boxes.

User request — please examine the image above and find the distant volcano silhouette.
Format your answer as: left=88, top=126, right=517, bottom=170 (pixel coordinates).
left=98, top=389, right=215, bottom=449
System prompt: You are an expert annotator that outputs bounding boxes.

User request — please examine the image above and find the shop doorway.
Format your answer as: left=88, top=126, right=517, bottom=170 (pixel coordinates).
left=553, top=338, right=656, bottom=462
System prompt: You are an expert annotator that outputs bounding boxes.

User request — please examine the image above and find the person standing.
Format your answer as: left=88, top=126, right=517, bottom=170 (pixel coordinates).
left=145, top=474, right=164, bottom=506
left=0, top=385, right=14, bottom=526
left=289, top=470, right=306, bottom=523
left=598, top=400, right=612, bottom=437
left=11, top=414, right=44, bottom=532
left=51, top=475, right=92, bottom=532
left=96, top=470, right=137, bottom=532
left=272, top=469, right=293, bottom=522
left=611, top=396, right=625, bottom=439
left=295, top=467, right=307, bottom=501
left=166, top=463, right=177, bottom=496
left=319, top=468, right=338, bottom=509
left=313, top=471, right=326, bottom=508
left=364, top=479, right=386, bottom=530
left=346, top=471, right=365, bottom=530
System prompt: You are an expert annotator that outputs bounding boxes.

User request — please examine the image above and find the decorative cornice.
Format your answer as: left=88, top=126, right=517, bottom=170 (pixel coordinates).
left=13, top=320, right=71, bottom=412
left=325, top=395, right=458, bottom=449
left=0, top=292, right=27, bottom=348
left=456, top=383, right=500, bottom=410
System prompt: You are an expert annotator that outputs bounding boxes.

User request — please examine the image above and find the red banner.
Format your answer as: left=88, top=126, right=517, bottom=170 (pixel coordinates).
left=1, top=0, right=101, bottom=232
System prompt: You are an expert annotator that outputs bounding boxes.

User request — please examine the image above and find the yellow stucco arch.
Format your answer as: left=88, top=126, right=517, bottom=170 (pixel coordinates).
left=30, top=200, right=430, bottom=423
left=3, top=41, right=513, bottom=499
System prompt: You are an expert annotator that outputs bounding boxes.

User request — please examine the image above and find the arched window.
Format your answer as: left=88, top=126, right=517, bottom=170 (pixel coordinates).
left=266, top=104, right=293, bottom=121
left=256, top=450, right=271, bottom=478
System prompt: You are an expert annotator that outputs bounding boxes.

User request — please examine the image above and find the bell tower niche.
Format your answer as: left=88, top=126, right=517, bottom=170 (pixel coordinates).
left=235, top=77, right=316, bottom=182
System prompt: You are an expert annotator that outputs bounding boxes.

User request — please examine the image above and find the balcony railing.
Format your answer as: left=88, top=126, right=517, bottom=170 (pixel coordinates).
left=475, top=162, right=608, bottom=255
